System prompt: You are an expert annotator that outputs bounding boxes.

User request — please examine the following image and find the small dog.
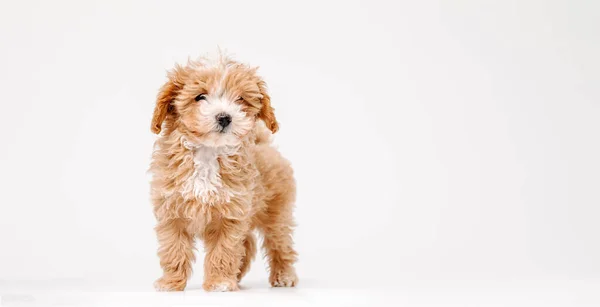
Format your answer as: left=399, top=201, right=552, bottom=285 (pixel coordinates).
left=149, top=52, right=298, bottom=292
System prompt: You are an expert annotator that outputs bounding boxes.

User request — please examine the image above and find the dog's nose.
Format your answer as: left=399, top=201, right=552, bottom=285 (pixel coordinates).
left=216, top=113, right=232, bottom=128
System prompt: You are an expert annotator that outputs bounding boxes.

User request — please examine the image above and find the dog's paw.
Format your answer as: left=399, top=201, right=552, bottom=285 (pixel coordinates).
left=154, top=276, right=186, bottom=292
left=202, top=278, right=239, bottom=292
left=269, top=267, right=298, bottom=287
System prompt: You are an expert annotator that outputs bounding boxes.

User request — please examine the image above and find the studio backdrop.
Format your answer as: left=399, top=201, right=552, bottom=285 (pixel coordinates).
left=0, top=0, right=598, bottom=290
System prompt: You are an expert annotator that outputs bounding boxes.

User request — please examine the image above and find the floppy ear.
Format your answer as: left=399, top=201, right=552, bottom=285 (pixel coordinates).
left=151, top=68, right=183, bottom=134
left=257, top=80, right=279, bottom=133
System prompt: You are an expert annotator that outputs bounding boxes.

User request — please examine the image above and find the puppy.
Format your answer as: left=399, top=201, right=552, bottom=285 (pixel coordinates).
left=149, top=53, right=298, bottom=292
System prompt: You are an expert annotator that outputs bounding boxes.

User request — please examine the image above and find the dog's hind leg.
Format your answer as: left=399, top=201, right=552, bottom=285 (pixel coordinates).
left=237, top=232, right=257, bottom=282
left=259, top=197, right=299, bottom=287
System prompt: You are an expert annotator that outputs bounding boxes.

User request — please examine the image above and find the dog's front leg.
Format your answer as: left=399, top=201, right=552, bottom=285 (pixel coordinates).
left=202, top=217, right=249, bottom=292
left=154, top=218, right=195, bottom=291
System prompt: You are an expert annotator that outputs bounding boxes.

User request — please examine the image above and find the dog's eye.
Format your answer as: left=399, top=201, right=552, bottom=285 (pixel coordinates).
left=194, top=94, right=207, bottom=102
left=236, top=96, right=243, bottom=101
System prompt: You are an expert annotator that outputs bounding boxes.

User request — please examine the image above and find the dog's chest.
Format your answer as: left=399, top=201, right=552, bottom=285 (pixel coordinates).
left=184, top=147, right=222, bottom=200
left=182, top=146, right=235, bottom=203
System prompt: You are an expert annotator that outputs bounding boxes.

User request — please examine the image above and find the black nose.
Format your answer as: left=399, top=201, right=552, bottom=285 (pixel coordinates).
left=216, top=113, right=232, bottom=128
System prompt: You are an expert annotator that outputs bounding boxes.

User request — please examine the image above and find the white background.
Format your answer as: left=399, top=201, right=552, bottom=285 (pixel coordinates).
left=1, top=0, right=599, bottom=306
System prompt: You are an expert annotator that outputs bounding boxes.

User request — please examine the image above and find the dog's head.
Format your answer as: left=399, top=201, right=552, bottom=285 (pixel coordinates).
left=151, top=53, right=278, bottom=147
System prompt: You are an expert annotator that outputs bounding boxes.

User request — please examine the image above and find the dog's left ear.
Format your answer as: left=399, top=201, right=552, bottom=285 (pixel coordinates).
left=257, top=80, right=279, bottom=133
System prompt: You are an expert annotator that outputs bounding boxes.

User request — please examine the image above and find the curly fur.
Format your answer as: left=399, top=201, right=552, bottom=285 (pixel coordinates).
left=150, top=52, right=298, bottom=292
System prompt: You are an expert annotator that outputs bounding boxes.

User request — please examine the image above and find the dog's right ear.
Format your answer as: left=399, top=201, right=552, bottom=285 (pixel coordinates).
left=151, top=66, right=185, bottom=134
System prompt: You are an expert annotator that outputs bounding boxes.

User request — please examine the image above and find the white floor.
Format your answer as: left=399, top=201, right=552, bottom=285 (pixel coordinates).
left=1, top=277, right=599, bottom=307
